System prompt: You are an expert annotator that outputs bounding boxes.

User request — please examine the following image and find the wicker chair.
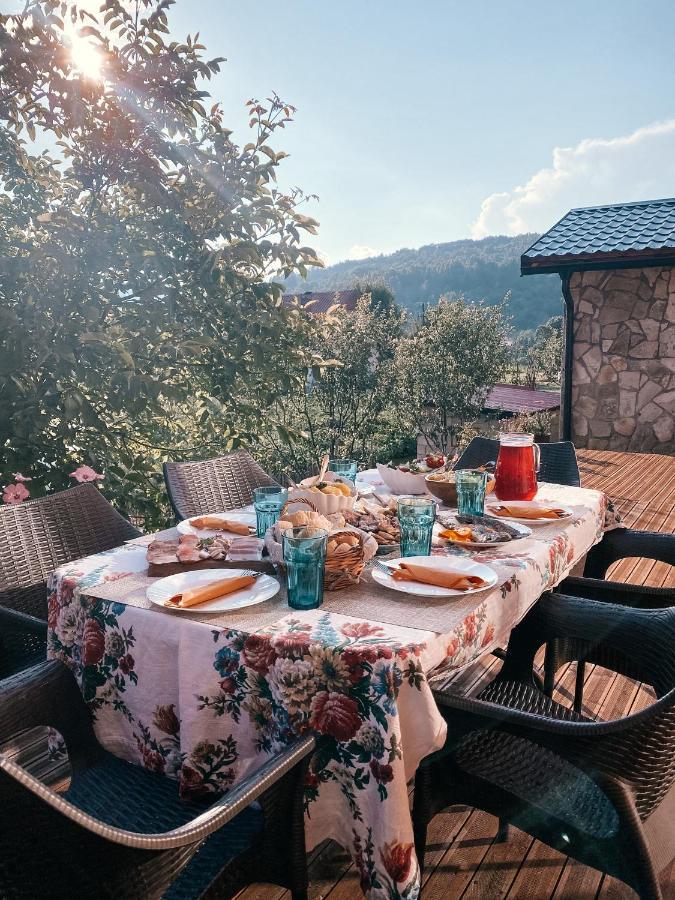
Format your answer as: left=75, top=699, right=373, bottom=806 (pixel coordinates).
left=163, top=451, right=278, bottom=521
left=542, top=528, right=675, bottom=712
left=454, top=436, right=580, bottom=487
left=413, top=593, right=675, bottom=899
left=0, top=660, right=314, bottom=900
left=0, top=485, right=141, bottom=679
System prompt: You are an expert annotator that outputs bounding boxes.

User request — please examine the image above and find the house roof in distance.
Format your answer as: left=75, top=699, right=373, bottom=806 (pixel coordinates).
left=485, top=383, right=560, bottom=414
left=282, top=289, right=361, bottom=314
left=521, top=197, right=675, bottom=275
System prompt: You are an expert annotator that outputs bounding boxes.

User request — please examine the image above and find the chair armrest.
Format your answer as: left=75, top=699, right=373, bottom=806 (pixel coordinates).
left=560, top=575, right=675, bottom=609
left=0, top=734, right=315, bottom=850
left=584, top=528, right=675, bottom=578
left=0, top=660, right=100, bottom=763
left=0, top=606, right=48, bottom=637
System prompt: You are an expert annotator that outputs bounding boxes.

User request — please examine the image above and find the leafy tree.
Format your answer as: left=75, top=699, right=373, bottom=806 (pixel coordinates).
left=0, top=0, right=322, bottom=525
left=394, top=296, right=511, bottom=453
left=258, top=293, right=411, bottom=479
left=524, top=315, right=563, bottom=387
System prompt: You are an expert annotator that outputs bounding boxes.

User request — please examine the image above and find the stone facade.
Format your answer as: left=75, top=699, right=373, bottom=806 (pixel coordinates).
left=569, top=266, right=675, bottom=453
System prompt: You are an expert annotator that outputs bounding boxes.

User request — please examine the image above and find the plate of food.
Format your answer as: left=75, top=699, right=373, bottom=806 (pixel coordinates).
left=371, top=555, right=498, bottom=598
left=483, top=500, right=575, bottom=526
left=435, top=513, right=532, bottom=548
left=177, top=512, right=257, bottom=538
left=376, top=454, right=447, bottom=495
left=147, top=569, right=279, bottom=613
left=343, top=500, right=401, bottom=552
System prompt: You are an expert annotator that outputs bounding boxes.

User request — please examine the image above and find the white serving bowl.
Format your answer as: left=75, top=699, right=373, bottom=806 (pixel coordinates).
left=287, top=472, right=356, bottom=516
left=376, top=463, right=429, bottom=496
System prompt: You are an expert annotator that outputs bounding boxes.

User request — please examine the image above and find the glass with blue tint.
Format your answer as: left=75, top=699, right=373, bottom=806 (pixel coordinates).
left=282, top=526, right=328, bottom=610
left=397, top=496, right=436, bottom=557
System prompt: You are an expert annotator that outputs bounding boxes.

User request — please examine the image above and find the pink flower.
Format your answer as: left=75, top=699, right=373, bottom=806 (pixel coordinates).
left=2, top=482, right=30, bottom=504
left=12, top=473, right=32, bottom=482
left=70, top=465, right=104, bottom=483
left=309, top=691, right=362, bottom=742
left=341, top=622, right=385, bottom=640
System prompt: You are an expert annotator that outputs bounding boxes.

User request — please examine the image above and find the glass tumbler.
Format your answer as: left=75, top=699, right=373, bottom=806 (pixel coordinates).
left=455, top=470, right=488, bottom=516
left=328, top=459, right=358, bottom=482
left=282, top=526, right=328, bottom=610
left=253, top=485, right=288, bottom=538
left=397, top=496, right=437, bottom=557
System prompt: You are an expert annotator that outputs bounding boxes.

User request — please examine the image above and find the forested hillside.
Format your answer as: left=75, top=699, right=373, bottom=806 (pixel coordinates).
left=284, top=234, right=563, bottom=330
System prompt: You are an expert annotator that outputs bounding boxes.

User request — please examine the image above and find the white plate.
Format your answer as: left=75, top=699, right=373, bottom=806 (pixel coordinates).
left=437, top=519, right=532, bottom=549
left=484, top=500, right=575, bottom=526
left=147, top=569, right=279, bottom=613
left=177, top=511, right=256, bottom=538
left=371, top=555, right=498, bottom=598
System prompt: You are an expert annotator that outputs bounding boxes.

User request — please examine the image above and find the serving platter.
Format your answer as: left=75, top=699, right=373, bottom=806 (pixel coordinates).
left=484, top=500, right=575, bottom=526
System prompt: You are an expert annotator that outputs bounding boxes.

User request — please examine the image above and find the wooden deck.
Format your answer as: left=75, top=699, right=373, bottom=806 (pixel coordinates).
left=7, top=449, right=675, bottom=899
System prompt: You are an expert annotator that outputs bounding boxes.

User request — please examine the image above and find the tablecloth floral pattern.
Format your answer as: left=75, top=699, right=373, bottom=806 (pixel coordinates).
left=47, top=482, right=608, bottom=900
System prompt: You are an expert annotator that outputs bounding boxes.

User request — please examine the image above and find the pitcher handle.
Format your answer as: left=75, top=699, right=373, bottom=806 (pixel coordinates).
left=533, top=443, right=541, bottom=474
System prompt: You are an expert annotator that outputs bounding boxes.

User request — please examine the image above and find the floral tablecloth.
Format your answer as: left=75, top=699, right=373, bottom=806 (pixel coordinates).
left=47, top=482, right=609, bottom=899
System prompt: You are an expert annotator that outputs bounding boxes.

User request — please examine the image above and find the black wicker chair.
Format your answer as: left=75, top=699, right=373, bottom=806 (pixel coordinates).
left=413, top=593, right=675, bottom=899
left=163, top=451, right=278, bottom=521
left=0, top=485, right=141, bottom=679
left=0, top=660, right=314, bottom=900
left=543, top=528, right=675, bottom=712
left=454, top=436, right=580, bottom=487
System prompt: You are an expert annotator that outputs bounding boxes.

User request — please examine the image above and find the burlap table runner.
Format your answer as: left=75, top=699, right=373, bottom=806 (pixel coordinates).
left=86, top=562, right=511, bottom=635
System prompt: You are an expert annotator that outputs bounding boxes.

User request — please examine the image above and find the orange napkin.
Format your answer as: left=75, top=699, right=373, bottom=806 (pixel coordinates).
left=391, top=562, right=487, bottom=591
left=489, top=503, right=566, bottom=520
left=438, top=527, right=473, bottom=543
left=189, top=516, right=253, bottom=535
left=165, top=575, right=256, bottom=609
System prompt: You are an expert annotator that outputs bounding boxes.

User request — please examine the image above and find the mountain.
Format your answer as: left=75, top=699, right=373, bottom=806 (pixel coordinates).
left=283, top=233, right=563, bottom=331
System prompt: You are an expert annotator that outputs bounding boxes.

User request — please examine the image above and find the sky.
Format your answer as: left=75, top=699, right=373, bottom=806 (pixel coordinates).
left=171, top=0, right=675, bottom=265
left=12, top=0, right=675, bottom=265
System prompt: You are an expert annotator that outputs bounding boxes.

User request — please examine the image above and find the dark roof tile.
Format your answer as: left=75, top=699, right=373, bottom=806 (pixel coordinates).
left=522, top=198, right=675, bottom=273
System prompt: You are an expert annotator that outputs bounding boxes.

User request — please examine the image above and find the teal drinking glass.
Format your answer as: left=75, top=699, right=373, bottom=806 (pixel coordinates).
left=328, top=459, right=358, bottom=482
left=253, top=485, right=288, bottom=538
left=282, top=526, right=328, bottom=610
left=455, top=469, right=488, bottom=516
left=397, top=496, right=437, bottom=557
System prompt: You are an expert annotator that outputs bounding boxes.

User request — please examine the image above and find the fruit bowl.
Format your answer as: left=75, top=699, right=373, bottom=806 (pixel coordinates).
left=288, top=472, right=356, bottom=515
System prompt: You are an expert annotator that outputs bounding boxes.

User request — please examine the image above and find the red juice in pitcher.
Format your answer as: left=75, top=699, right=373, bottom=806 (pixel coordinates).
left=494, top=433, right=540, bottom=501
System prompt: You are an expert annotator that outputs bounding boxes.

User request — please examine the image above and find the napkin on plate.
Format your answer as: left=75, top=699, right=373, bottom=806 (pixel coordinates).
left=391, top=562, right=487, bottom=591
left=165, top=574, right=256, bottom=608
left=189, top=516, right=253, bottom=535
left=489, top=503, right=566, bottom=520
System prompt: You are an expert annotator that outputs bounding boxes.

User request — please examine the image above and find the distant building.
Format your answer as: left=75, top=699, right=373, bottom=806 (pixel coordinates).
left=416, top=383, right=561, bottom=456
left=282, top=289, right=361, bottom=314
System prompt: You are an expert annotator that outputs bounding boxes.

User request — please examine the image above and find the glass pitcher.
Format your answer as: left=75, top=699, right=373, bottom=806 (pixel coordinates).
left=494, top=433, right=540, bottom=501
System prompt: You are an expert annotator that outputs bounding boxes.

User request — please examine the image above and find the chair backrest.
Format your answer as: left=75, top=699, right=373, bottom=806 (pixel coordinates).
left=0, top=484, right=140, bottom=619
left=455, top=436, right=580, bottom=487
left=163, top=450, right=278, bottom=520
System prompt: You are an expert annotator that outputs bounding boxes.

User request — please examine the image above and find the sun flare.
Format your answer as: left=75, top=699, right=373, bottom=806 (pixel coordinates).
left=67, top=31, right=103, bottom=80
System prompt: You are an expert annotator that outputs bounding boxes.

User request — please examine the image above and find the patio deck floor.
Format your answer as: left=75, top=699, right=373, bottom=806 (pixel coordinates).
left=7, top=449, right=675, bottom=899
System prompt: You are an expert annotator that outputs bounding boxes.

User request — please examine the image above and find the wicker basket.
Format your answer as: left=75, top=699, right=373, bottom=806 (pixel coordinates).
left=324, top=529, right=367, bottom=591
left=264, top=501, right=376, bottom=590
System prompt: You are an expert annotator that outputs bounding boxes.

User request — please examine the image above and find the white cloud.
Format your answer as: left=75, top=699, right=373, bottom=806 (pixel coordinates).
left=348, top=244, right=379, bottom=260
left=471, top=119, right=675, bottom=238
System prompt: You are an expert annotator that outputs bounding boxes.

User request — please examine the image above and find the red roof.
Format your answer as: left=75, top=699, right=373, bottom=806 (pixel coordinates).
left=485, top=384, right=560, bottom=414
left=282, top=290, right=361, bottom=314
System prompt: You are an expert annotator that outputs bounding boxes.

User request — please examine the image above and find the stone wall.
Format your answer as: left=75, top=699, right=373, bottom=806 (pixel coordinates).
left=569, top=266, right=675, bottom=453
